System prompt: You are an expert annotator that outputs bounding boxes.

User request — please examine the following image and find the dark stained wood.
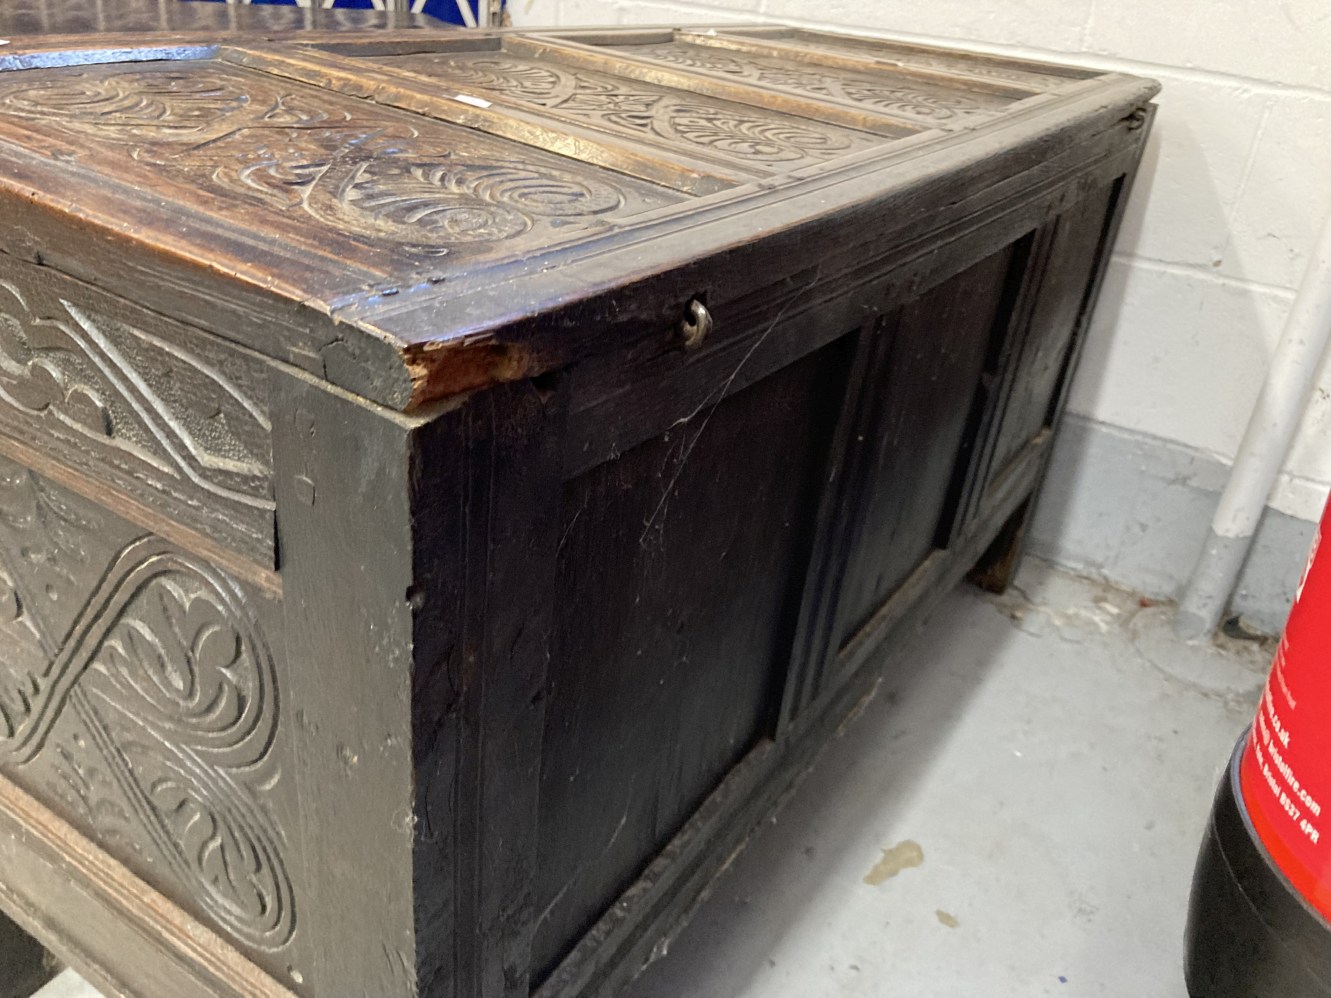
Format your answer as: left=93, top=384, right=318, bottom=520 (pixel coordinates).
left=428, top=380, right=568, bottom=998
left=833, top=247, right=1023, bottom=641
left=273, top=375, right=425, bottom=998
left=536, top=411, right=1048, bottom=998
left=0, top=910, right=51, bottom=998
left=0, top=21, right=1157, bottom=998
left=777, top=245, right=1027, bottom=718
left=987, top=183, right=1122, bottom=489
left=532, top=340, right=851, bottom=983
left=968, top=119, right=1154, bottom=595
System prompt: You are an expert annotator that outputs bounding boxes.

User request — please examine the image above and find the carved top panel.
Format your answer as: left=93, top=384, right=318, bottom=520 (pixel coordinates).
left=707, top=29, right=1085, bottom=91
left=609, top=41, right=1014, bottom=124
left=0, top=27, right=1156, bottom=411
left=0, top=60, right=680, bottom=276
left=379, top=50, right=882, bottom=173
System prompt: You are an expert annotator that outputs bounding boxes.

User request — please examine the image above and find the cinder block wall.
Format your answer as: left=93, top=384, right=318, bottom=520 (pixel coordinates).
left=510, top=0, right=1331, bottom=629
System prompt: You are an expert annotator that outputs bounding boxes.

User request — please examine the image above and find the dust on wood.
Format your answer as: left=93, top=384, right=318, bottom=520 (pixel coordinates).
left=863, top=839, right=924, bottom=885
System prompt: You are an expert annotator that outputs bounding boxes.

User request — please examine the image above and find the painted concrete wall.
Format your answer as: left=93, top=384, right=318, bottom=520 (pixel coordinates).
left=509, top=0, right=1331, bottom=529
left=1028, top=415, right=1314, bottom=633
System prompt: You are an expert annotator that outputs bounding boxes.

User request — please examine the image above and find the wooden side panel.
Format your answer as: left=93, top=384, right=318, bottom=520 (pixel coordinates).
left=0, top=769, right=298, bottom=998
left=274, top=377, right=421, bottom=998
left=984, top=182, right=1120, bottom=489
left=968, top=173, right=1139, bottom=592
left=530, top=338, right=852, bottom=984
left=831, top=246, right=1020, bottom=645
left=411, top=380, right=568, bottom=998
left=275, top=372, right=568, bottom=998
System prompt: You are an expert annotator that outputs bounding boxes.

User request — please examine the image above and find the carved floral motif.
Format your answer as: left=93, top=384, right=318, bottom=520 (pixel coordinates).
left=393, top=54, right=867, bottom=166
left=0, top=65, right=648, bottom=252
left=0, top=278, right=272, bottom=510
left=628, top=44, right=1006, bottom=122
left=0, top=70, right=251, bottom=137
left=0, top=461, right=294, bottom=952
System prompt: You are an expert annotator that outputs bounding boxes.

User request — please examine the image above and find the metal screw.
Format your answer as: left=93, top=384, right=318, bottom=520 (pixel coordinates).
left=679, top=298, right=714, bottom=351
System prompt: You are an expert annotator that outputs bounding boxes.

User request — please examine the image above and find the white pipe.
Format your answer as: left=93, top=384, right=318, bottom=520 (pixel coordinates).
left=1175, top=206, right=1331, bottom=639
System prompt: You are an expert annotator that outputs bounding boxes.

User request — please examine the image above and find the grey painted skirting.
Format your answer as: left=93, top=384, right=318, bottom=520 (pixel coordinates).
left=1029, top=414, right=1317, bottom=635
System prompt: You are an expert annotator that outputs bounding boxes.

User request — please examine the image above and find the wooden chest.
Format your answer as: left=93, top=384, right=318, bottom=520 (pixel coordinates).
left=0, top=21, right=1156, bottom=998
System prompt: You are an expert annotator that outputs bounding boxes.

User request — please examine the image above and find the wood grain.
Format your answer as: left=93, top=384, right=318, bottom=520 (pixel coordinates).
left=0, top=23, right=1157, bottom=998
left=0, top=27, right=1157, bottom=410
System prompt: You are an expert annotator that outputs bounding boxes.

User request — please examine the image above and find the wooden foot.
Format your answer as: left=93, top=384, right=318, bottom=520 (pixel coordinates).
left=968, top=497, right=1033, bottom=594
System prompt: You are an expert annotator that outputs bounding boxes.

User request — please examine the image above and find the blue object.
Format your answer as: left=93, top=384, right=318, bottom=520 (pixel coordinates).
left=198, top=0, right=487, bottom=27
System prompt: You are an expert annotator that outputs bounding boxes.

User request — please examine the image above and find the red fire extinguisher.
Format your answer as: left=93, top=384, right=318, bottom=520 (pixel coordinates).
left=1186, top=496, right=1331, bottom=995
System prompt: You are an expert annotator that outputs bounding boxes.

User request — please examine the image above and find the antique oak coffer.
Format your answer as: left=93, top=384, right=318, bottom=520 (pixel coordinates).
left=0, top=20, right=1156, bottom=998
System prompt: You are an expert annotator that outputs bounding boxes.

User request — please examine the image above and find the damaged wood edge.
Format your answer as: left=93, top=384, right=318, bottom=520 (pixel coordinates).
left=0, top=42, right=1157, bottom=420
left=400, top=336, right=538, bottom=411
left=0, top=770, right=297, bottom=998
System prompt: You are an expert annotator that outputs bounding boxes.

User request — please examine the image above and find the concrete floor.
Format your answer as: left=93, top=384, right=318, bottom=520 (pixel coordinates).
left=623, top=559, right=1270, bottom=998
left=47, top=560, right=1271, bottom=998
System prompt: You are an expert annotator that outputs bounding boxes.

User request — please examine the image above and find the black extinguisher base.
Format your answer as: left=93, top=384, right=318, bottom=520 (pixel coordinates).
left=1185, top=735, right=1331, bottom=996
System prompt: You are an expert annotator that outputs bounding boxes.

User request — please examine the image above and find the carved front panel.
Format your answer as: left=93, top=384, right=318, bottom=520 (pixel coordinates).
left=381, top=51, right=881, bottom=172
left=615, top=42, right=1012, bottom=124
left=0, top=453, right=304, bottom=985
left=0, top=61, right=680, bottom=276
left=0, top=255, right=274, bottom=565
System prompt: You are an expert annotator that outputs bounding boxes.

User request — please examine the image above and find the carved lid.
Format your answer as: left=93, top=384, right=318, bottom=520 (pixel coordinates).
left=0, top=24, right=1159, bottom=410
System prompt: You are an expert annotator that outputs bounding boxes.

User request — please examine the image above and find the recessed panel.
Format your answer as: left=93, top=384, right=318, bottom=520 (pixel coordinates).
left=532, top=338, right=851, bottom=982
